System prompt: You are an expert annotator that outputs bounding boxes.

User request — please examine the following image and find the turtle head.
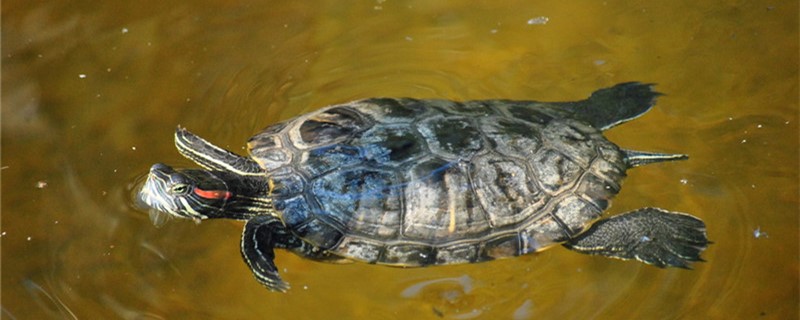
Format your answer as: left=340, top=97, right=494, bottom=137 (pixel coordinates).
left=138, top=163, right=270, bottom=222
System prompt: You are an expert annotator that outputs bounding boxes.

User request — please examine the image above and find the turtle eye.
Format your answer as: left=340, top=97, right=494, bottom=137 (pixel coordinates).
left=170, top=183, right=190, bottom=195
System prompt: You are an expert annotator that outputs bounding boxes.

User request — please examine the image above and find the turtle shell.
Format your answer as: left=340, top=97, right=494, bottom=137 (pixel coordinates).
left=246, top=98, right=626, bottom=266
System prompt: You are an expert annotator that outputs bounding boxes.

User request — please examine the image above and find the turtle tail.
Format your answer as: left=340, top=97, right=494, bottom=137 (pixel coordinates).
left=567, top=82, right=662, bottom=131
left=623, top=149, right=688, bottom=168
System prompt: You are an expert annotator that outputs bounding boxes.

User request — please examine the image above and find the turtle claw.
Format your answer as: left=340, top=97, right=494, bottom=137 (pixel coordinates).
left=255, top=271, right=290, bottom=293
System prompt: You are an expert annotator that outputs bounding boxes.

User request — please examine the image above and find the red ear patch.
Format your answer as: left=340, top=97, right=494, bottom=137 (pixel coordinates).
left=193, top=188, right=232, bottom=200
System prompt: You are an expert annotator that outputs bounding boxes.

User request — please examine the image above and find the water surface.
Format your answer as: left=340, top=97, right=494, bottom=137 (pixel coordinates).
left=2, top=1, right=798, bottom=318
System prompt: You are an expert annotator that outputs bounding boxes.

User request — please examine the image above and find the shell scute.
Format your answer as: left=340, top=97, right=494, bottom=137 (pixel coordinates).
left=530, top=149, right=583, bottom=194
left=480, top=117, right=542, bottom=158
left=418, top=117, right=484, bottom=159
left=275, top=196, right=313, bottom=228
left=380, top=243, right=434, bottom=266
left=302, top=145, right=365, bottom=176
left=296, top=106, right=372, bottom=148
left=293, top=218, right=344, bottom=249
left=435, top=243, right=479, bottom=264
left=268, top=168, right=306, bottom=198
left=311, top=168, right=402, bottom=240
left=470, top=156, right=546, bottom=226
left=402, top=159, right=491, bottom=243
left=355, top=125, right=427, bottom=165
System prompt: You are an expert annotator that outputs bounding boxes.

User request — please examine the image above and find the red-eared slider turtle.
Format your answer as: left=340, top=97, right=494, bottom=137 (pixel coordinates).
left=138, top=82, right=708, bottom=292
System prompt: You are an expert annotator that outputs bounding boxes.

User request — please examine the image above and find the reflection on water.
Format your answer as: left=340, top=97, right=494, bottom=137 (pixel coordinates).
left=23, top=279, right=78, bottom=319
left=2, top=0, right=798, bottom=319
left=400, top=275, right=482, bottom=319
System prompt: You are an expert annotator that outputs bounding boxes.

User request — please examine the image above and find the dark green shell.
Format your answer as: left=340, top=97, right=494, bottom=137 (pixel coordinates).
left=246, top=98, right=625, bottom=266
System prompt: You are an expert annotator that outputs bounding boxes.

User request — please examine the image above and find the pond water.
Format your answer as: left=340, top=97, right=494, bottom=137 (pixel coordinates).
left=2, top=1, right=797, bottom=319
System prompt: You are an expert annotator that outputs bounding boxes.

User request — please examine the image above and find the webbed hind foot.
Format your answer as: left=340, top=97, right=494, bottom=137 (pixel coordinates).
left=564, top=207, right=708, bottom=268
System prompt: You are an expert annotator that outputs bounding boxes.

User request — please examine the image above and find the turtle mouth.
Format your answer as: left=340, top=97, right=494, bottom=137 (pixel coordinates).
left=137, top=163, right=198, bottom=221
left=138, top=167, right=173, bottom=210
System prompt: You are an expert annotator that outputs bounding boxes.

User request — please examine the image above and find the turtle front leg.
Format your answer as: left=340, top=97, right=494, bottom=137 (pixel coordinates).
left=241, top=215, right=293, bottom=292
left=563, top=208, right=709, bottom=268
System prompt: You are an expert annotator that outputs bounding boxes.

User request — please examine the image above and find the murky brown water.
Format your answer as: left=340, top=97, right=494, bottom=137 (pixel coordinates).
left=3, top=1, right=797, bottom=319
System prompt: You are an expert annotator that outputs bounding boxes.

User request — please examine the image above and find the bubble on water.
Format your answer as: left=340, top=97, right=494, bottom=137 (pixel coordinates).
left=527, top=16, right=549, bottom=25
left=753, top=226, right=768, bottom=239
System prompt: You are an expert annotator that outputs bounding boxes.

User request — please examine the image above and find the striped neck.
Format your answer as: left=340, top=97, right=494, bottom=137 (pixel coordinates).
left=201, top=171, right=274, bottom=220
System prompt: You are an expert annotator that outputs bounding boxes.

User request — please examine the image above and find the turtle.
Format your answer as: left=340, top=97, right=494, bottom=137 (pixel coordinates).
left=138, top=82, right=708, bottom=292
